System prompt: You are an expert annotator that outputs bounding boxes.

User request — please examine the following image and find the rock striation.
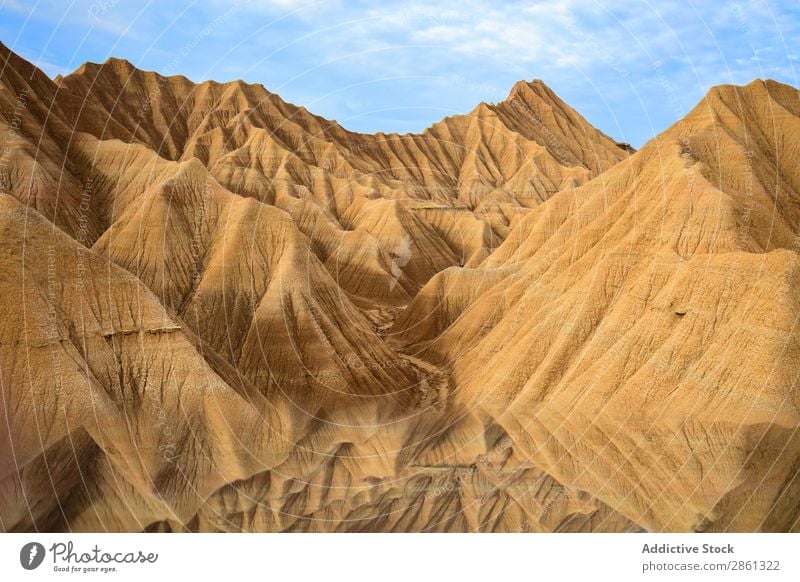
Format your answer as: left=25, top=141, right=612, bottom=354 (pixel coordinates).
left=2, top=41, right=798, bottom=532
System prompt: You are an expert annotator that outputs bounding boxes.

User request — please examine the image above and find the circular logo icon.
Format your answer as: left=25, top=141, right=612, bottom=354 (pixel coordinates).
left=20, top=542, right=46, bottom=570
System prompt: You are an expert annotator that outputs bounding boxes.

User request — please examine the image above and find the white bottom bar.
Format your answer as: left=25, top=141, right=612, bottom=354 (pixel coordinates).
left=2, top=533, right=798, bottom=581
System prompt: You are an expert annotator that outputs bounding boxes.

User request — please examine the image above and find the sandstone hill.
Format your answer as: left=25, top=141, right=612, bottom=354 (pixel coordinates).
left=1, top=41, right=798, bottom=532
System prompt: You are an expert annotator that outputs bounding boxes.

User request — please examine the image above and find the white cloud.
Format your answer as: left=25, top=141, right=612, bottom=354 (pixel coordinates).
left=410, top=25, right=472, bottom=44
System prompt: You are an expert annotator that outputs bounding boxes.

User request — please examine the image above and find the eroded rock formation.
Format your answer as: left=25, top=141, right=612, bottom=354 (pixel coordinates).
left=2, top=42, right=798, bottom=532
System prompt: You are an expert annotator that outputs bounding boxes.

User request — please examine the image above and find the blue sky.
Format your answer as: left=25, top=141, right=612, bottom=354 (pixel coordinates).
left=2, top=0, right=798, bottom=147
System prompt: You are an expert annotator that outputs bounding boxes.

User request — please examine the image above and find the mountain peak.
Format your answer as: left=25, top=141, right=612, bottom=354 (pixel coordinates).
left=702, top=77, right=796, bottom=101
left=505, top=79, right=554, bottom=104
left=671, top=77, right=800, bottom=137
left=102, top=56, right=138, bottom=71
left=71, top=56, right=153, bottom=80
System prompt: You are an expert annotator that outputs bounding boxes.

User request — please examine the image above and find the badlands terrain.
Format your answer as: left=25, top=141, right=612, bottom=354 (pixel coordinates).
left=1, top=41, right=799, bottom=532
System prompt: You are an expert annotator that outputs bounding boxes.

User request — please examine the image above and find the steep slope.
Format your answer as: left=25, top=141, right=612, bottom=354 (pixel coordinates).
left=89, top=153, right=420, bottom=412
left=0, top=43, right=111, bottom=241
left=392, top=79, right=800, bottom=532
left=0, top=193, right=292, bottom=531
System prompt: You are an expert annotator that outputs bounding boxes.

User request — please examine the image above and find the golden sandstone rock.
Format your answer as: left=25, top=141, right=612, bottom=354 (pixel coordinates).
left=1, top=41, right=798, bottom=532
